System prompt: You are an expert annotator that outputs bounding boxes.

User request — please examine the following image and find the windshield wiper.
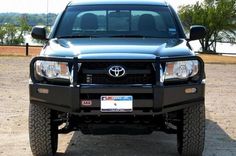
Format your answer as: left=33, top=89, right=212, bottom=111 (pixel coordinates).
left=107, top=35, right=157, bottom=38
left=57, top=35, right=97, bottom=39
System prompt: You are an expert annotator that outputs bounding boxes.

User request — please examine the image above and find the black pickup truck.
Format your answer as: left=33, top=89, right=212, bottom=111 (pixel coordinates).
left=29, top=0, right=206, bottom=155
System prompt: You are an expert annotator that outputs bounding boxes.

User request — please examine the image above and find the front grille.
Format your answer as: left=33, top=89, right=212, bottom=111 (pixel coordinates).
left=78, top=62, right=155, bottom=84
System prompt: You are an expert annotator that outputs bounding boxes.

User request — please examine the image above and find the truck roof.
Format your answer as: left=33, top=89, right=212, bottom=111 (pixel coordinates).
left=69, top=0, right=168, bottom=6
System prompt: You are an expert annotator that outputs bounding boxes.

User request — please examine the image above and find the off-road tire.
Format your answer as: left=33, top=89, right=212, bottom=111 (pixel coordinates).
left=177, top=103, right=205, bottom=156
left=29, top=103, right=58, bottom=156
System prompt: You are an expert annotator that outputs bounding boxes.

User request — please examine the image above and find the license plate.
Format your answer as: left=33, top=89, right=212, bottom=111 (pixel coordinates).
left=101, top=96, right=133, bottom=112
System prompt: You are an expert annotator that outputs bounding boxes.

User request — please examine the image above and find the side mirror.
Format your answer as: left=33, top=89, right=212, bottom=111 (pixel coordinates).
left=31, top=26, right=47, bottom=40
left=189, top=25, right=206, bottom=41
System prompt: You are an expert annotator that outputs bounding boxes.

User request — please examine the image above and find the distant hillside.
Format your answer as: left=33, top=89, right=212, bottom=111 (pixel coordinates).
left=0, top=13, right=57, bottom=26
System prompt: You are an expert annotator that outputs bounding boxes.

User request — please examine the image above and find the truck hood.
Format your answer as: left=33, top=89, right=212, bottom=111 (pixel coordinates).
left=42, top=38, right=194, bottom=59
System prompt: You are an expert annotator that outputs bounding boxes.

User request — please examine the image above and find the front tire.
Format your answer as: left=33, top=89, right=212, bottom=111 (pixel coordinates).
left=29, top=103, right=58, bottom=156
left=177, top=103, right=205, bottom=156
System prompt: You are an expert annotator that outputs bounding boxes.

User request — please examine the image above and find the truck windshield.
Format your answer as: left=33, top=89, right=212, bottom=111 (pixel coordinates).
left=55, top=5, right=178, bottom=38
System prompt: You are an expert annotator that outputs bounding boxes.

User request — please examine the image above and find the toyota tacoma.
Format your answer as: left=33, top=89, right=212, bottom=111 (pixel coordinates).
left=29, top=0, right=206, bottom=156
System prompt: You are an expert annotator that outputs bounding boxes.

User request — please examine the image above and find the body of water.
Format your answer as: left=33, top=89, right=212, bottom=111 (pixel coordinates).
left=190, top=41, right=236, bottom=55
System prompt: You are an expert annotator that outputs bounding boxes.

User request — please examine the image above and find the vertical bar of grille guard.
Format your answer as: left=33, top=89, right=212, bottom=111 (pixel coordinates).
left=30, top=57, right=37, bottom=83
left=71, top=57, right=80, bottom=112
left=153, top=57, right=163, bottom=112
left=72, top=57, right=78, bottom=86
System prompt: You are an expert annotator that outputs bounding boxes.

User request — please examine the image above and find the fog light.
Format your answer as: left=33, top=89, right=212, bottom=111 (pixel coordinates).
left=37, top=88, right=49, bottom=94
left=185, top=88, right=197, bottom=94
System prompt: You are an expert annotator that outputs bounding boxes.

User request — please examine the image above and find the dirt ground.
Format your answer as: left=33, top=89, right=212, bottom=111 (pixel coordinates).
left=0, top=56, right=236, bottom=156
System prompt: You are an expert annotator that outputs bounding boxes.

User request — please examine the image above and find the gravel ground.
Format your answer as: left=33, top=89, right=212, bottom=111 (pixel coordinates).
left=0, top=56, right=236, bottom=156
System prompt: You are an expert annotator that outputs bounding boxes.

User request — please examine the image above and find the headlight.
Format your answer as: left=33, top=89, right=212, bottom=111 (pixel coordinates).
left=35, top=61, right=70, bottom=79
left=164, top=60, right=199, bottom=80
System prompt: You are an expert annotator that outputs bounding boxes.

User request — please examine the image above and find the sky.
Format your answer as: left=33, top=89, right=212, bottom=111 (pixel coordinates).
left=0, top=0, right=200, bottom=13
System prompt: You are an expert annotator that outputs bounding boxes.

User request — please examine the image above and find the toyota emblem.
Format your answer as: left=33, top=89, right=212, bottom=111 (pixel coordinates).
left=108, top=66, right=126, bottom=78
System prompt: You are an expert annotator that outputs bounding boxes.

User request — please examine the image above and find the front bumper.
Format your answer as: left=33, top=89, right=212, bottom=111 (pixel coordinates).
left=29, top=56, right=205, bottom=115
left=30, top=83, right=205, bottom=115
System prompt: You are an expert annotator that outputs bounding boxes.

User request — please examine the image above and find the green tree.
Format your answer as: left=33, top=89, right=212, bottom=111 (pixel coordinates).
left=17, top=15, right=32, bottom=44
left=179, top=0, right=236, bottom=52
left=0, top=26, right=6, bottom=44
left=2, top=15, right=32, bottom=45
left=4, top=23, right=18, bottom=45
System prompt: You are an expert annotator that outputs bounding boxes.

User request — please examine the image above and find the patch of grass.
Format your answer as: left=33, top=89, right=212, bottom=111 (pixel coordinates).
left=198, top=54, right=236, bottom=64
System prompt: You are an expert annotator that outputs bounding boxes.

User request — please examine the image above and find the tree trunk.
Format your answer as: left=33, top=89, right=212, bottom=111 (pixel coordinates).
left=213, top=33, right=217, bottom=53
left=203, top=38, right=209, bottom=52
left=199, top=39, right=205, bottom=52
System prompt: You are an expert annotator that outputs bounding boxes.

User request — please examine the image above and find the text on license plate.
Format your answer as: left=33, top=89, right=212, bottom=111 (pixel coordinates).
left=101, top=96, right=133, bottom=112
